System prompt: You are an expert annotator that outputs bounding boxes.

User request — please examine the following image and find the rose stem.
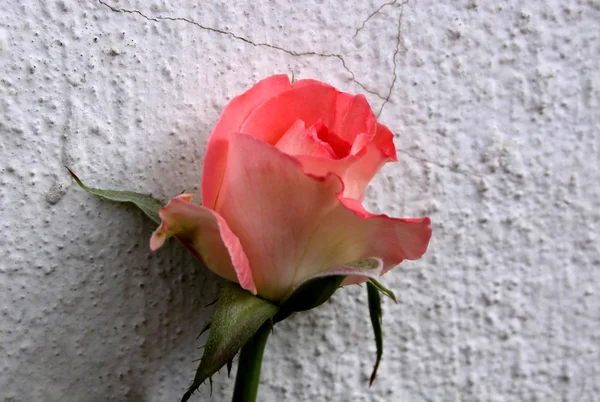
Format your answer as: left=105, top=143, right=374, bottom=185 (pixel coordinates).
left=231, top=321, right=271, bottom=402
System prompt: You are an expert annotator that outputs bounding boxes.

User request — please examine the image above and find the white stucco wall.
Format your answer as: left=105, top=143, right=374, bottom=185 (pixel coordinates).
left=1, top=0, right=598, bottom=401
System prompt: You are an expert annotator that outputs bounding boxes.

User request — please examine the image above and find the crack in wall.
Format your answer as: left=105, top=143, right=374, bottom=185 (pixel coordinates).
left=353, top=0, right=403, bottom=39
left=397, top=149, right=480, bottom=179
left=98, top=0, right=388, bottom=100
left=377, top=1, right=409, bottom=118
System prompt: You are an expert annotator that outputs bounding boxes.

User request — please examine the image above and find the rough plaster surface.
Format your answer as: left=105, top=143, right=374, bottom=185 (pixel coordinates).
left=1, top=0, right=598, bottom=401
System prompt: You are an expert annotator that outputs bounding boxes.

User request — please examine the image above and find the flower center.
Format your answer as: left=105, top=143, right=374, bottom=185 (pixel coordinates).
left=312, top=120, right=351, bottom=159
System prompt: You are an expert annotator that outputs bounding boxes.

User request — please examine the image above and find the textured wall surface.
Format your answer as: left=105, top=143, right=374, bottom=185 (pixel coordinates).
left=1, top=0, right=598, bottom=401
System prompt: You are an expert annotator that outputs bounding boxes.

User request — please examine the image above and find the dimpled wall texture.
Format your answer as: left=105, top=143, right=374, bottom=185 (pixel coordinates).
left=0, top=1, right=598, bottom=401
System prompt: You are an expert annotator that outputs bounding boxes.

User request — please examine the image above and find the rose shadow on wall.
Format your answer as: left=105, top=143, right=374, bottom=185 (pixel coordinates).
left=22, top=197, right=223, bottom=401
left=128, top=99, right=239, bottom=400
left=106, top=112, right=232, bottom=400
left=44, top=62, right=233, bottom=399
left=144, top=113, right=214, bottom=205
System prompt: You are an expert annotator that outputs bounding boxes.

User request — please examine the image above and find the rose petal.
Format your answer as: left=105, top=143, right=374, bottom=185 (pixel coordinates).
left=313, top=120, right=352, bottom=158
left=150, top=194, right=256, bottom=294
left=333, top=93, right=378, bottom=146
left=340, top=141, right=393, bottom=199
left=239, top=82, right=339, bottom=145
left=214, top=133, right=431, bottom=300
left=294, top=143, right=392, bottom=200
left=371, top=123, right=397, bottom=161
left=215, top=133, right=344, bottom=301
left=211, top=75, right=293, bottom=143
left=288, top=196, right=431, bottom=288
left=201, top=137, right=229, bottom=210
left=275, top=119, right=336, bottom=158
left=202, top=74, right=293, bottom=209
left=293, top=257, right=384, bottom=292
left=292, top=124, right=398, bottom=200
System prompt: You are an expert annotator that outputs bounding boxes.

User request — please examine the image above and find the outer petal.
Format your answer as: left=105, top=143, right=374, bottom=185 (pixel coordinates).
left=210, top=74, right=293, bottom=143
left=202, top=74, right=293, bottom=209
left=288, top=196, right=431, bottom=289
left=342, top=123, right=397, bottom=199
left=215, top=133, right=345, bottom=301
left=371, top=123, right=397, bottom=161
left=214, top=133, right=431, bottom=301
left=150, top=194, right=256, bottom=294
left=295, top=257, right=385, bottom=289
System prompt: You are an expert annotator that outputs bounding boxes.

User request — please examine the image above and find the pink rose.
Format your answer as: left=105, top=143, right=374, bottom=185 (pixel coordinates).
left=150, top=75, right=431, bottom=301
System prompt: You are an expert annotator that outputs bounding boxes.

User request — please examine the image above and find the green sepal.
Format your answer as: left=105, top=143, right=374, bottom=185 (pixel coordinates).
left=274, top=257, right=386, bottom=322
left=274, top=275, right=345, bottom=322
left=368, top=278, right=397, bottom=303
left=367, top=281, right=383, bottom=386
left=274, top=257, right=385, bottom=322
left=181, top=284, right=279, bottom=402
left=67, top=167, right=162, bottom=224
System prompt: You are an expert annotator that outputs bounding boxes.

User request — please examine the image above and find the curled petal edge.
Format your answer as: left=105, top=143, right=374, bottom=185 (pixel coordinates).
left=150, top=194, right=257, bottom=295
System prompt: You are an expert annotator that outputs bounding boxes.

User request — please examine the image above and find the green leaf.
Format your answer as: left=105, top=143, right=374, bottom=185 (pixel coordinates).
left=368, top=278, right=397, bottom=303
left=367, top=281, right=383, bottom=386
left=67, top=167, right=162, bottom=224
left=181, top=284, right=279, bottom=402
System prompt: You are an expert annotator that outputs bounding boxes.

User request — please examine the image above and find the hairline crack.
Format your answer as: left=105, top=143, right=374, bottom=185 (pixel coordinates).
left=98, top=0, right=387, bottom=100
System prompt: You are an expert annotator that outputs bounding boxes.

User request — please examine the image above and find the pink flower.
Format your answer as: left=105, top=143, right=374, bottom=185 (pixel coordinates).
left=150, top=75, right=431, bottom=301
